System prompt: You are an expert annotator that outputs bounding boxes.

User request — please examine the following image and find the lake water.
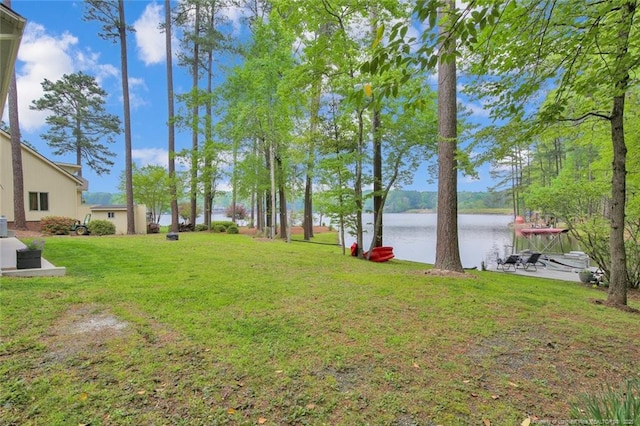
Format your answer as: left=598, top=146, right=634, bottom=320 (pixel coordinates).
left=356, top=213, right=514, bottom=268
left=161, top=212, right=516, bottom=269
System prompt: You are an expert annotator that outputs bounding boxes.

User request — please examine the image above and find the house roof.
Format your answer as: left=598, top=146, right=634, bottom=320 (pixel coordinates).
left=90, top=205, right=128, bottom=211
left=0, top=4, right=26, bottom=118
left=0, top=129, right=85, bottom=188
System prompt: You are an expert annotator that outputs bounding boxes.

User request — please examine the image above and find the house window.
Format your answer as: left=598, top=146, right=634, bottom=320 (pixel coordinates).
left=28, top=192, right=49, bottom=211
left=107, top=212, right=115, bottom=218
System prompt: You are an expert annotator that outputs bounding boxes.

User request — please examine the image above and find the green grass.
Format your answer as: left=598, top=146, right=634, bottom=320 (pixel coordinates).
left=1, top=232, right=639, bottom=425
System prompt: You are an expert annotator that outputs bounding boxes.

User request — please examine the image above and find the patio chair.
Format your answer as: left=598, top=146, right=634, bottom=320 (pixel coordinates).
left=521, top=252, right=542, bottom=271
left=497, top=254, right=521, bottom=271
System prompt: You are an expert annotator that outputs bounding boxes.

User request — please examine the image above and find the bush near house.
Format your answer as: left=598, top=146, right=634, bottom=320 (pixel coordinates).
left=88, top=220, right=116, bottom=236
left=40, top=216, right=77, bottom=235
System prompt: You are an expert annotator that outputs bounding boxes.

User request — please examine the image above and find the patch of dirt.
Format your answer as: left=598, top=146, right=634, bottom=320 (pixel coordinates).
left=43, top=304, right=131, bottom=363
left=421, top=268, right=475, bottom=279
left=12, top=229, right=45, bottom=238
left=463, top=326, right=640, bottom=420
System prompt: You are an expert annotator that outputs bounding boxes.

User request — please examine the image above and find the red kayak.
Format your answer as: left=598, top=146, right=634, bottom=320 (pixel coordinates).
left=351, top=243, right=395, bottom=262
left=365, top=246, right=395, bottom=262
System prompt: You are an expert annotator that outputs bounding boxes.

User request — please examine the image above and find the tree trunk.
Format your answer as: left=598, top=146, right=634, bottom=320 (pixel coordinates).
left=606, top=1, right=634, bottom=307
left=203, top=9, right=215, bottom=230
left=372, top=105, right=383, bottom=247
left=371, top=9, right=383, bottom=248
left=118, top=0, right=135, bottom=234
left=269, top=140, right=277, bottom=239
left=165, top=0, right=179, bottom=233
left=607, top=95, right=628, bottom=306
left=75, top=120, right=83, bottom=177
left=354, top=109, right=365, bottom=258
left=8, top=63, right=27, bottom=230
left=303, top=81, right=320, bottom=241
left=189, top=3, right=200, bottom=228
left=278, top=171, right=287, bottom=240
left=434, top=0, right=463, bottom=273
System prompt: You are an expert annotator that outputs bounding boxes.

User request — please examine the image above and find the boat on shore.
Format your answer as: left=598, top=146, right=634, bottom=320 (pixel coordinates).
left=517, top=227, right=590, bottom=272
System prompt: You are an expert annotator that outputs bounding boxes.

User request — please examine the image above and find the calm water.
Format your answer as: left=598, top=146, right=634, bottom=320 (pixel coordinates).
left=161, top=212, right=516, bottom=268
left=356, top=213, right=514, bottom=268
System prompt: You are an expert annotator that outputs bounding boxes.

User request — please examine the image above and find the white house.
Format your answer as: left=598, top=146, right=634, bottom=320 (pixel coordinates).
left=0, top=130, right=87, bottom=230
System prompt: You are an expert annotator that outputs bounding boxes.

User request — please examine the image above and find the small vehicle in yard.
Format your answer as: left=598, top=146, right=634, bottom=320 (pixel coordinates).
left=71, top=214, right=91, bottom=235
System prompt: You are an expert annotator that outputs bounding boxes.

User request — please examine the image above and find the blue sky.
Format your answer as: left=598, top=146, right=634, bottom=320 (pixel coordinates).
left=4, top=0, right=497, bottom=194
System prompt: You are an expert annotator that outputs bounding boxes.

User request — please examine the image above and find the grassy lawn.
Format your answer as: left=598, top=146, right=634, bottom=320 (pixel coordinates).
left=1, top=231, right=639, bottom=425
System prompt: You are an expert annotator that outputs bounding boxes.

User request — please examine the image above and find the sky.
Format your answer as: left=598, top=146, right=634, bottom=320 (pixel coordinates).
left=4, top=0, right=497, bottom=195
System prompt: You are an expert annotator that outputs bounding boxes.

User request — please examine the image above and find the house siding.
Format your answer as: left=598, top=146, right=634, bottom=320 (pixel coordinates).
left=1, top=131, right=82, bottom=225
left=80, top=204, right=149, bottom=235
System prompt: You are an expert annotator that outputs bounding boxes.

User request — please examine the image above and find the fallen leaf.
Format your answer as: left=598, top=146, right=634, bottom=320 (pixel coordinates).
left=413, top=363, right=420, bottom=369
left=508, top=381, right=519, bottom=388
left=306, top=403, right=316, bottom=410
left=137, top=390, right=146, bottom=395
left=483, top=419, right=491, bottom=426
left=227, top=408, right=236, bottom=414
left=491, top=395, right=499, bottom=400
left=258, top=417, right=267, bottom=424
left=462, top=379, right=471, bottom=384
left=471, top=393, right=478, bottom=397
left=521, top=418, right=531, bottom=426
left=78, top=392, right=88, bottom=401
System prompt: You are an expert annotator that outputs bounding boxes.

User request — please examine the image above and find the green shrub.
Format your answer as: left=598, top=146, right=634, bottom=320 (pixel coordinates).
left=212, top=221, right=234, bottom=229
left=571, top=378, right=640, bottom=424
left=194, top=224, right=208, bottom=232
left=226, top=224, right=239, bottom=234
left=213, top=224, right=226, bottom=233
left=40, top=216, right=76, bottom=235
left=88, top=220, right=116, bottom=236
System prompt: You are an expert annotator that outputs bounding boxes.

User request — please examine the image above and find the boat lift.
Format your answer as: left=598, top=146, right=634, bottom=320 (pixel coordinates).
left=518, top=228, right=589, bottom=271
left=519, top=228, right=569, bottom=253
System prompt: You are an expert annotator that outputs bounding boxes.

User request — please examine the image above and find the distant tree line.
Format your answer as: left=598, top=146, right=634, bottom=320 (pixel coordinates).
left=82, top=189, right=510, bottom=215
left=380, top=190, right=510, bottom=213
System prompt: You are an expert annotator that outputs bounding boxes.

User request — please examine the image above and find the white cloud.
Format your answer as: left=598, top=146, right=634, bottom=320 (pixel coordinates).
left=127, top=77, right=149, bottom=109
left=463, top=101, right=491, bottom=119
left=226, top=4, right=247, bottom=35
left=132, top=147, right=168, bottom=168
left=133, top=3, right=166, bottom=66
left=12, top=23, right=78, bottom=132
left=6, top=22, right=120, bottom=133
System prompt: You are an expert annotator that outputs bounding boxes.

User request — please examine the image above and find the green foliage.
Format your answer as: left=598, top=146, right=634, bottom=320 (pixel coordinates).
left=571, top=378, right=640, bottom=424
left=213, top=221, right=235, bottom=230
left=40, top=216, right=77, bottom=235
left=29, top=72, right=121, bottom=176
left=212, top=224, right=226, bottom=233
left=122, top=164, right=182, bottom=224
left=88, top=219, right=116, bottom=236
left=22, top=239, right=45, bottom=251
left=226, top=224, right=239, bottom=234
left=194, top=224, right=209, bottom=232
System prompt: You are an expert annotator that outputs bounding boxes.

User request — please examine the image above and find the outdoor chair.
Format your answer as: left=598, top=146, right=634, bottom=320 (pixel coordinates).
left=497, top=254, right=521, bottom=271
left=521, top=252, right=542, bottom=271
